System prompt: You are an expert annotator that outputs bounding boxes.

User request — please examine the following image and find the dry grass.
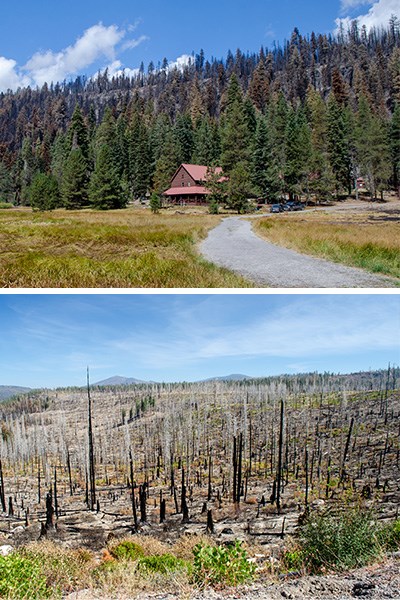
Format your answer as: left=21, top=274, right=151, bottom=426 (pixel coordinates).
left=254, top=206, right=400, bottom=280
left=0, top=207, right=251, bottom=288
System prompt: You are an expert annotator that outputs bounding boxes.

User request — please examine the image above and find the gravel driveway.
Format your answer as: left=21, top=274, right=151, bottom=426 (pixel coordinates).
left=199, top=217, right=397, bottom=288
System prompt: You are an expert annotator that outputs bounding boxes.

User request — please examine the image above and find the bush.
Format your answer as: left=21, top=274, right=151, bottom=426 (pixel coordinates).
left=298, top=508, right=383, bottom=572
left=0, top=552, right=52, bottom=598
left=378, top=519, right=400, bottom=551
left=109, top=540, right=145, bottom=561
left=137, top=553, right=187, bottom=574
left=192, top=540, right=255, bottom=588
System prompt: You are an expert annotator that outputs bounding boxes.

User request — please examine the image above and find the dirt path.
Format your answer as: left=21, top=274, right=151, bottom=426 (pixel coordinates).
left=199, top=217, right=397, bottom=288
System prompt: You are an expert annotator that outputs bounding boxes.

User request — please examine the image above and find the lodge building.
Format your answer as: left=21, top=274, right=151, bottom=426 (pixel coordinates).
left=163, top=163, right=223, bottom=205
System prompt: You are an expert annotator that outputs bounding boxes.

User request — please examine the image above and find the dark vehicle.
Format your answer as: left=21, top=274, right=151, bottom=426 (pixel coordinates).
left=283, top=201, right=305, bottom=211
left=270, top=203, right=284, bottom=213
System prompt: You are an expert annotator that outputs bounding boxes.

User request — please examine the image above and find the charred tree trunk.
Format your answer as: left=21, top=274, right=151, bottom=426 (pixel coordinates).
left=0, top=459, right=5, bottom=512
left=181, top=467, right=189, bottom=523
left=53, top=468, right=59, bottom=518
left=87, top=367, right=96, bottom=511
left=139, top=484, right=147, bottom=522
left=129, top=449, right=138, bottom=530
left=340, top=417, right=354, bottom=484
left=67, top=451, right=73, bottom=497
left=45, top=489, right=54, bottom=529
left=276, top=398, right=284, bottom=515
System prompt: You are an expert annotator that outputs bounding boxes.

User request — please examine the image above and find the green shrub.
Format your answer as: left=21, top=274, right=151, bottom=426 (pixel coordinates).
left=109, top=540, right=145, bottom=561
left=281, top=547, right=305, bottom=572
left=192, top=540, right=255, bottom=588
left=378, top=519, right=400, bottom=551
left=298, top=508, right=383, bottom=572
left=137, top=553, right=187, bottom=574
left=0, top=552, right=52, bottom=598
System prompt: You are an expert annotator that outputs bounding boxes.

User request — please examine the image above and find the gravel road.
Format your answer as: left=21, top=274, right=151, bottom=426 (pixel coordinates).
left=199, top=217, right=397, bottom=288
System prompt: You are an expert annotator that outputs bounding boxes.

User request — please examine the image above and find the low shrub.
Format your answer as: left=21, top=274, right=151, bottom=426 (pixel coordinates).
left=192, top=540, right=255, bottom=588
left=378, top=519, right=400, bottom=551
left=0, top=552, right=52, bottom=599
left=109, top=540, right=145, bottom=561
left=296, top=508, right=384, bottom=572
left=137, top=553, right=188, bottom=574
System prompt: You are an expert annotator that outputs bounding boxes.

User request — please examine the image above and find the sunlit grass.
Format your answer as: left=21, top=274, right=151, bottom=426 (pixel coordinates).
left=254, top=210, right=400, bottom=281
left=0, top=208, right=252, bottom=288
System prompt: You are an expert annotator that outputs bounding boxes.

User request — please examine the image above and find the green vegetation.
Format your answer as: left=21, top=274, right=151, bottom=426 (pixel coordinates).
left=138, top=553, right=188, bottom=574
left=109, top=540, right=144, bottom=561
left=192, top=541, right=256, bottom=587
left=0, top=208, right=252, bottom=287
left=0, top=552, right=53, bottom=599
left=255, top=214, right=400, bottom=280
left=282, top=510, right=400, bottom=574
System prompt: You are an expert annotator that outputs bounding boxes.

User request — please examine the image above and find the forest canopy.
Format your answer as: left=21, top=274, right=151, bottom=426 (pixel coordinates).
left=0, top=19, right=399, bottom=209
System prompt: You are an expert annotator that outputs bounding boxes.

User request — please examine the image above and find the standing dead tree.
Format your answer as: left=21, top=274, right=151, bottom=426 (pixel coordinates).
left=87, top=368, right=96, bottom=511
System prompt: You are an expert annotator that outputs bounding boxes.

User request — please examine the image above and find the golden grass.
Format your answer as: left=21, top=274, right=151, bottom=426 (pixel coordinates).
left=0, top=207, right=252, bottom=288
left=254, top=207, right=400, bottom=280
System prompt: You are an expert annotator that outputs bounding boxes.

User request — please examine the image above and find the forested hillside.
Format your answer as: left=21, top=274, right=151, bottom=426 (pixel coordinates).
left=0, top=20, right=399, bottom=210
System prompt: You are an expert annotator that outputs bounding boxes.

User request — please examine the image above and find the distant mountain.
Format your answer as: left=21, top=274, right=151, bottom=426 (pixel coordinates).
left=93, top=376, right=148, bottom=387
left=199, top=374, right=252, bottom=382
left=0, top=386, right=32, bottom=401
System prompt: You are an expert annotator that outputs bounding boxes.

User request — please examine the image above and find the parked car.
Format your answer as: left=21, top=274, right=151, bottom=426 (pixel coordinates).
left=283, top=201, right=305, bottom=211
left=270, top=203, right=284, bottom=213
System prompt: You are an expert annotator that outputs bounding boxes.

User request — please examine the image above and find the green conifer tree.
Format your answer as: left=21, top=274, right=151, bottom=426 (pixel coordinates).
left=88, top=145, right=125, bottom=210
left=62, top=148, right=89, bottom=209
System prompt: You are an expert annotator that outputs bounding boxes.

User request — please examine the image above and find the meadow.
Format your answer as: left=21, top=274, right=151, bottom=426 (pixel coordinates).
left=254, top=202, right=400, bottom=280
left=0, top=208, right=251, bottom=288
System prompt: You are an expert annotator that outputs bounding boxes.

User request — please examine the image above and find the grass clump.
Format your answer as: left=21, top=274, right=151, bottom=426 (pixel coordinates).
left=255, top=214, right=400, bottom=281
left=0, top=552, right=53, bottom=599
left=137, top=553, right=188, bottom=574
left=192, top=540, right=256, bottom=588
left=282, top=509, right=400, bottom=574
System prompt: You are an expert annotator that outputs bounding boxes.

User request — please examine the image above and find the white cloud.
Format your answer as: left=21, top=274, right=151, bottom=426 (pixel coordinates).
left=336, top=0, right=399, bottom=31
left=0, top=22, right=148, bottom=92
left=340, top=0, right=373, bottom=11
left=0, top=56, right=30, bottom=92
left=24, top=23, right=124, bottom=87
left=104, top=60, right=139, bottom=79
left=166, top=54, right=192, bottom=71
left=122, top=35, right=149, bottom=51
left=109, top=297, right=399, bottom=368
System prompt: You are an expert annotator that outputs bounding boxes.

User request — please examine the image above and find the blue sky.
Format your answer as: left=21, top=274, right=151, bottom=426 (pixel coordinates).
left=0, top=0, right=398, bottom=91
left=1, top=294, right=398, bottom=388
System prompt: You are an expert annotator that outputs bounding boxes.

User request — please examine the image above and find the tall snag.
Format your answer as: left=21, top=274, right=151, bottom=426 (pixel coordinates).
left=276, top=398, right=284, bottom=515
left=87, top=367, right=96, bottom=511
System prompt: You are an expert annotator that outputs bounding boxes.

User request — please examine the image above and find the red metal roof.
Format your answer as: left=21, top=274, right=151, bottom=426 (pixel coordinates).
left=163, top=185, right=211, bottom=196
left=180, top=164, right=223, bottom=182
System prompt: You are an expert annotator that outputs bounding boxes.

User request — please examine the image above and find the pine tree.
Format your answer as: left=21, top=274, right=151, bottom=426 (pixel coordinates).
left=67, top=104, right=89, bottom=158
left=248, top=58, right=270, bottom=112
left=284, top=107, right=312, bottom=199
left=251, top=117, right=282, bottom=201
left=327, top=96, right=352, bottom=196
left=226, top=162, right=255, bottom=213
left=192, top=117, right=220, bottom=165
left=29, top=172, right=60, bottom=211
left=89, top=145, right=126, bottom=210
left=128, top=112, right=151, bottom=199
left=174, top=113, right=194, bottom=163
left=220, top=75, right=252, bottom=172
left=355, top=95, right=391, bottom=199
left=62, top=148, right=89, bottom=209
left=0, top=161, right=13, bottom=204
left=389, top=104, right=400, bottom=197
